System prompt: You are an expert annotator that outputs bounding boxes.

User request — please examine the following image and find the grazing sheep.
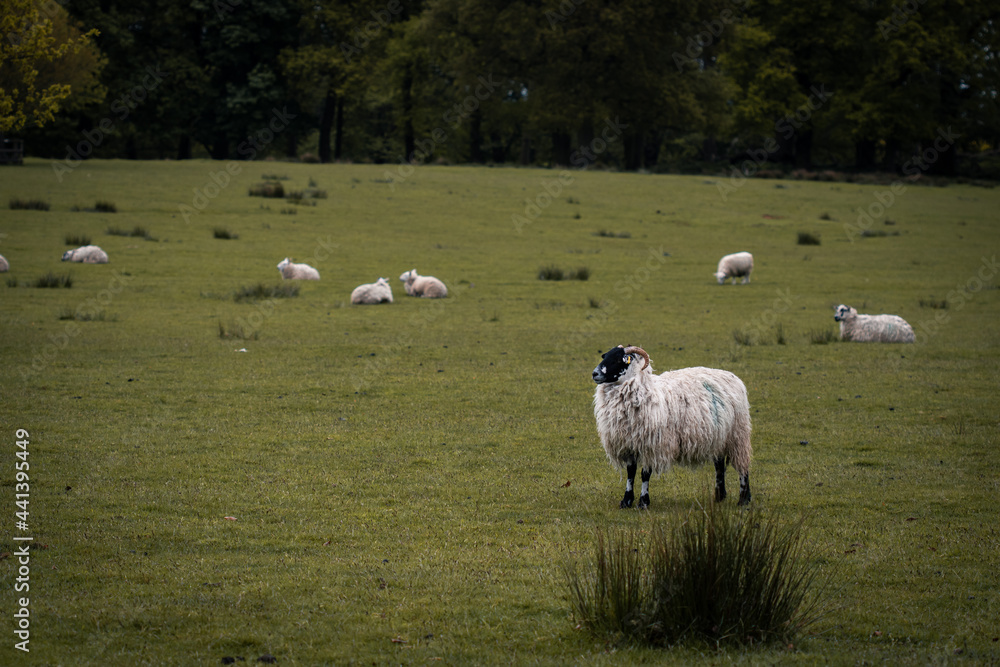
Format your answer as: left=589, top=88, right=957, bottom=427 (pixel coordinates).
left=834, top=304, right=914, bottom=343
left=592, top=345, right=752, bottom=509
left=62, top=245, right=109, bottom=264
left=0, top=254, right=8, bottom=272
left=714, top=251, right=754, bottom=284
left=277, top=257, right=320, bottom=280
left=351, top=277, right=393, bottom=305
left=399, top=269, right=447, bottom=298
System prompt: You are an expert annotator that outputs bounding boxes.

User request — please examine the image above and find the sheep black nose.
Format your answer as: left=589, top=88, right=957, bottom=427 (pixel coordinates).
left=592, top=369, right=603, bottom=383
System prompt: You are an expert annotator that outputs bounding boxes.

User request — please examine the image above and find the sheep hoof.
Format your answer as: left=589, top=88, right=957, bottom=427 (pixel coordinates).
left=737, top=492, right=751, bottom=506
left=638, top=495, right=650, bottom=509
left=619, top=491, right=634, bottom=509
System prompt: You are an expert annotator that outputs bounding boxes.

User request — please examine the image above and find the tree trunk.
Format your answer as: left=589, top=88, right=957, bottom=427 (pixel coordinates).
left=550, top=130, right=570, bottom=166
left=334, top=97, right=345, bottom=161
left=469, top=108, right=483, bottom=163
left=318, top=91, right=334, bottom=163
left=176, top=134, right=192, bottom=160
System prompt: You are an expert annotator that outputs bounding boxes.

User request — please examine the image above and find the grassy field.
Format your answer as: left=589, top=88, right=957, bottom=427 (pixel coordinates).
left=1, top=158, right=998, bottom=665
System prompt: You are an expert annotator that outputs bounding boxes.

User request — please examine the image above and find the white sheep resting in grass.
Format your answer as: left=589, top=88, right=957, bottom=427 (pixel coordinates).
left=277, top=257, right=320, bottom=280
left=0, top=254, right=8, bottom=272
left=834, top=304, right=914, bottom=343
left=62, top=245, right=109, bottom=264
left=714, top=251, right=754, bottom=284
left=592, top=345, right=752, bottom=509
left=351, top=277, right=393, bottom=305
left=399, top=269, right=447, bottom=298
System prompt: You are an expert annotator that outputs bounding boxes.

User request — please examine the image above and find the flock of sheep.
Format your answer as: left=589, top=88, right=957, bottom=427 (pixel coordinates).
left=274, top=256, right=448, bottom=304
left=591, top=250, right=915, bottom=509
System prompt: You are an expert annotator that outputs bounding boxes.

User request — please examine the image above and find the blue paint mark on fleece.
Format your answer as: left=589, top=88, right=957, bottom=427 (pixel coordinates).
left=703, top=382, right=723, bottom=427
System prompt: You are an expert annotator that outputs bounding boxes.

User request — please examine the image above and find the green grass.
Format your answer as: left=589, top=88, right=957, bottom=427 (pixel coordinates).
left=1, top=159, right=998, bottom=664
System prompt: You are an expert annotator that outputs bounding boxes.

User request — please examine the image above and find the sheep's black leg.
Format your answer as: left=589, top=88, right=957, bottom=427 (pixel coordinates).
left=714, top=456, right=727, bottom=502
left=738, top=473, right=751, bottom=505
left=638, top=467, right=651, bottom=509
left=620, top=457, right=637, bottom=508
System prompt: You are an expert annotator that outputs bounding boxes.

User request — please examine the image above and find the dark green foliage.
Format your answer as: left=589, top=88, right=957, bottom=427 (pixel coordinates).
left=249, top=182, right=285, bottom=198
left=232, top=283, right=299, bottom=303
left=65, top=234, right=91, bottom=245
left=797, top=232, right=821, bottom=245
left=32, top=272, right=73, bottom=288
left=213, top=228, right=239, bottom=240
left=10, top=198, right=49, bottom=210
left=565, top=502, right=829, bottom=647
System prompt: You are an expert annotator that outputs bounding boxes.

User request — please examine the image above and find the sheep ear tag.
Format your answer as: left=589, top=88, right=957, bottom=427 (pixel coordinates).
left=625, top=356, right=632, bottom=365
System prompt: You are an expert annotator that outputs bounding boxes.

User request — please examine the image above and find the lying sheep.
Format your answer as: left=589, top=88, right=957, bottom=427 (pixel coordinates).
left=399, top=269, right=447, bottom=298
left=351, top=277, right=393, bottom=305
left=0, top=254, right=8, bottom=272
left=62, top=245, right=109, bottom=264
left=593, top=345, right=752, bottom=509
left=834, top=304, right=914, bottom=343
left=277, top=258, right=320, bottom=280
left=714, top=251, right=753, bottom=284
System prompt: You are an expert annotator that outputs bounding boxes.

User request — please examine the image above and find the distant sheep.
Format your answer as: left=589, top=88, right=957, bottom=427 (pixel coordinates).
left=351, top=277, right=393, bottom=305
left=834, top=304, right=914, bottom=343
left=277, top=258, right=320, bottom=280
left=399, top=269, right=447, bottom=298
left=592, top=345, right=752, bottom=509
left=0, top=254, right=8, bottom=272
left=714, top=251, right=753, bottom=284
left=62, top=245, right=109, bottom=264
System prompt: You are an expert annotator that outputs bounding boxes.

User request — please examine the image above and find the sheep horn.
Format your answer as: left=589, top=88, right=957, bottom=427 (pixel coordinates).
left=623, top=346, right=649, bottom=370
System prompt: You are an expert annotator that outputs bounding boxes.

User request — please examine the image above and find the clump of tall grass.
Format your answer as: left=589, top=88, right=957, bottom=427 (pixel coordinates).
left=859, top=229, right=899, bottom=238
left=106, top=225, right=155, bottom=240
left=249, top=181, right=285, bottom=198
left=32, top=272, right=73, bottom=288
left=564, top=500, right=829, bottom=647
left=95, top=201, right=117, bottom=213
left=797, top=232, right=821, bottom=245
left=10, top=198, right=49, bottom=211
left=918, top=298, right=948, bottom=309
left=218, top=320, right=260, bottom=340
left=594, top=230, right=631, bottom=238
left=58, top=307, right=116, bottom=321
left=810, top=328, right=838, bottom=344
left=213, top=228, right=239, bottom=240
left=233, top=283, right=299, bottom=303
left=538, top=265, right=590, bottom=281
left=65, top=234, right=91, bottom=246
left=732, top=328, right=759, bottom=346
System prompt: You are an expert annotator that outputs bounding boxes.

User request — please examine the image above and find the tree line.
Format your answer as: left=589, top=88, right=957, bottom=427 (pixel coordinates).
left=4, top=0, right=999, bottom=175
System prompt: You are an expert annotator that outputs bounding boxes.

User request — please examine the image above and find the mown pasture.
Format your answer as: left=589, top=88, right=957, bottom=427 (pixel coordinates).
left=1, top=159, right=998, bottom=664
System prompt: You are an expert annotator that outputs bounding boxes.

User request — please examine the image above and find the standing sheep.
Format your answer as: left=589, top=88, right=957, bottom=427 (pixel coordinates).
left=62, top=245, right=109, bottom=263
left=0, top=254, right=8, bottom=272
left=277, top=258, right=320, bottom=280
left=399, top=269, right=447, bottom=298
left=351, top=277, right=393, bottom=304
left=592, top=345, right=752, bottom=509
left=714, top=251, right=754, bottom=284
left=834, top=304, right=914, bottom=343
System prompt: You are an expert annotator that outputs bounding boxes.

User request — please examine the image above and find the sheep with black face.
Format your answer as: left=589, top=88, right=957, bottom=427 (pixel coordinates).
left=592, top=345, right=752, bottom=509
